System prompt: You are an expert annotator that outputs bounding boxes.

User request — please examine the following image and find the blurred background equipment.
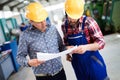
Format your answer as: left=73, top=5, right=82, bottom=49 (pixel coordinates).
left=84, top=0, right=120, bottom=35
left=0, top=0, right=120, bottom=80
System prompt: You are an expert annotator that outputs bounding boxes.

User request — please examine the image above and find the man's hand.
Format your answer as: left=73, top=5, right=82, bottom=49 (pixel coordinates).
left=66, top=54, right=72, bottom=62
left=66, top=46, right=74, bottom=62
left=28, top=59, right=45, bottom=67
left=66, top=46, right=74, bottom=49
left=73, top=45, right=87, bottom=54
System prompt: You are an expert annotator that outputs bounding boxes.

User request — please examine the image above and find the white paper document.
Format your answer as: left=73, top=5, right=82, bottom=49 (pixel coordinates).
left=37, top=46, right=77, bottom=61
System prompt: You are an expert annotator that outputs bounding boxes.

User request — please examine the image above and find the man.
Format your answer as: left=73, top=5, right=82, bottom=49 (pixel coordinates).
left=17, top=2, right=66, bottom=80
left=61, top=0, right=109, bottom=80
left=19, top=22, right=28, bottom=31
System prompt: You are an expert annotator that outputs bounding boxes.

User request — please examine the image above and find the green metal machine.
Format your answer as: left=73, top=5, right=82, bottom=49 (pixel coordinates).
left=111, top=0, right=120, bottom=32
left=0, top=23, right=5, bottom=44
left=0, top=18, right=20, bottom=43
left=85, top=1, right=106, bottom=34
left=0, top=18, right=21, bottom=74
left=85, top=0, right=120, bottom=35
left=0, top=18, right=11, bottom=42
left=102, top=0, right=115, bottom=34
left=6, top=18, right=18, bottom=29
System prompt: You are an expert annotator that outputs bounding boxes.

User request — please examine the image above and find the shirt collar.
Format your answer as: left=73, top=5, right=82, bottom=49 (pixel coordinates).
left=30, top=25, right=50, bottom=32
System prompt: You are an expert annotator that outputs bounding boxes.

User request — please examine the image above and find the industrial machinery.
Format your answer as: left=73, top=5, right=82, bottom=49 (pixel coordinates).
left=85, top=0, right=120, bottom=35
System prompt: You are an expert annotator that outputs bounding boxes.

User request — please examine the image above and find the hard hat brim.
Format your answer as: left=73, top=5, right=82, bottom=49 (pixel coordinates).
left=32, top=11, right=48, bottom=22
left=66, top=10, right=84, bottom=19
left=26, top=2, right=48, bottom=22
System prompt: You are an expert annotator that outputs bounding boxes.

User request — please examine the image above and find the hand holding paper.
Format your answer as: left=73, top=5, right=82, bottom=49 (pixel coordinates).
left=37, top=46, right=77, bottom=61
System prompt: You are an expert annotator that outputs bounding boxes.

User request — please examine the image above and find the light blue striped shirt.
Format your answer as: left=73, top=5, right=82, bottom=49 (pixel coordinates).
left=17, top=25, right=65, bottom=75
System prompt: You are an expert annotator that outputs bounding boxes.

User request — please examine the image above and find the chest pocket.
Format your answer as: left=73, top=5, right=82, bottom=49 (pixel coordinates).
left=67, top=33, right=83, bottom=46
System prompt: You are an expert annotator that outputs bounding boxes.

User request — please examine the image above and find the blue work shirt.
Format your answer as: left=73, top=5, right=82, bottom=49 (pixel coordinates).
left=17, top=25, right=65, bottom=75
left=20, top=25, right=28, bottom=31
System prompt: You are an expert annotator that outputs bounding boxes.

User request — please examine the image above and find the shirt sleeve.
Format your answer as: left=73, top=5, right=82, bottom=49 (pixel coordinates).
left=16, top=32, right=30, bottom=67
left=87, top=17, right=105, bottom=50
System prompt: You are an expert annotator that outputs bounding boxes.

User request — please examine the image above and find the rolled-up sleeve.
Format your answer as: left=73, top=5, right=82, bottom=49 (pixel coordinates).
left=88, top=17, right=105, bottom=50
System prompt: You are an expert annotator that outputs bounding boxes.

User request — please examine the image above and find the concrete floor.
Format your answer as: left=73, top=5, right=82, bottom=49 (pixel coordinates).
left=8, top=33, right=120, bottom=80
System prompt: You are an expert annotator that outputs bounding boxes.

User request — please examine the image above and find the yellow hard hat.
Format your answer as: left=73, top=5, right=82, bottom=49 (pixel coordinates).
left=26, top=2, right=48, bottom=22
left=65, top=0, right=85, bottom=19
